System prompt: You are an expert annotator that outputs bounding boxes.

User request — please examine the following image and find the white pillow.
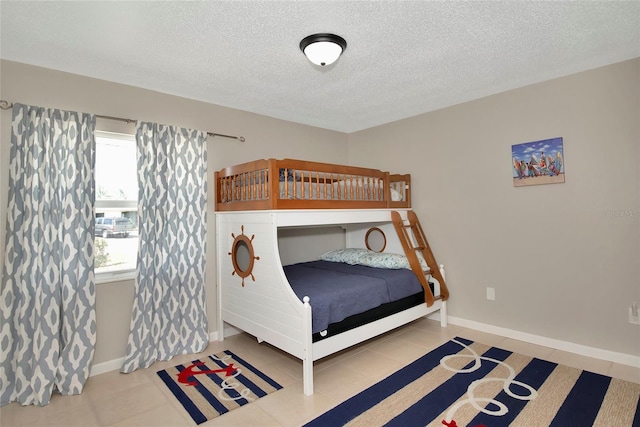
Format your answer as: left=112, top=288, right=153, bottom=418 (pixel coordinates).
left=320, top=248, right=372, bottom=265
left=358, top=251, right=429, bottom=271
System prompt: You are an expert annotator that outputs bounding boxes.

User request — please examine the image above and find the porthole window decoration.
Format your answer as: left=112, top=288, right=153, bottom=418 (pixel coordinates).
left=228, top=225, right=259, bottom=287
left=365, top=227, right=387, bottom=253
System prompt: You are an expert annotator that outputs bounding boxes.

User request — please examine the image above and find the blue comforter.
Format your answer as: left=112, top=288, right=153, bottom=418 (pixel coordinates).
left=283, top=260, right=423, bottom=334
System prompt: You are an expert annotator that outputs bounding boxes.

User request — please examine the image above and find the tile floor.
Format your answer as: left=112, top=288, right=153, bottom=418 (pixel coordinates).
left=1, top=319, right=638, bottom=427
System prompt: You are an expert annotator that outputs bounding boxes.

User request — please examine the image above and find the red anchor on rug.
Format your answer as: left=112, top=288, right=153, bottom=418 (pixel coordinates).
left=442, top=420, right=486, bottom=427
left=177, top=362, right=237, bottom=386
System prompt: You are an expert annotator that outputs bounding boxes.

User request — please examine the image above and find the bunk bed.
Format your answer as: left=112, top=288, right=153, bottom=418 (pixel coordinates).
left=215, top=158, right=449, bottom=395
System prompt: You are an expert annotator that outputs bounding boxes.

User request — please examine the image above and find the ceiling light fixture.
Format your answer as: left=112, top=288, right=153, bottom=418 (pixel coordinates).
left=299, top=33, right=347, bottom=67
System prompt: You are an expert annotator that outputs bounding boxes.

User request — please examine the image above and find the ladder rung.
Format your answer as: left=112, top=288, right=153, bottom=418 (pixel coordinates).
left=414, top=246, right=425, bottom=251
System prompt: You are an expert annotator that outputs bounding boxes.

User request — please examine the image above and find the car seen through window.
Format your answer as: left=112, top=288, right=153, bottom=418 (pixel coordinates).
left=95, top=217, right=136, bottom=238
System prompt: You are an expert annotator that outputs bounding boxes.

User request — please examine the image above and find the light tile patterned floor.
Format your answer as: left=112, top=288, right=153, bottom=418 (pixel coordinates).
left=1, top=319, right=638, bottom=427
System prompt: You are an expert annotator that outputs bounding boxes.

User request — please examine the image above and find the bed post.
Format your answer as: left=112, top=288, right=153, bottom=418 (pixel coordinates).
left=216, top=214, right=225, bottom=342
left=439, top=264, right=448, bottom=327
left=302, top=296, right=314, bottom=395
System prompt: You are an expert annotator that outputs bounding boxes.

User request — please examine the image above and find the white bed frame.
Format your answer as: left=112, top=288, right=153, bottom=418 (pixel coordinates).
left=216, top=208, right=447, bottom=395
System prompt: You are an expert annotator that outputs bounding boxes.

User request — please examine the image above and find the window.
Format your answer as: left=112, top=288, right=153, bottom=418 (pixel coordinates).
left=94, top=131, right=138, bottom=282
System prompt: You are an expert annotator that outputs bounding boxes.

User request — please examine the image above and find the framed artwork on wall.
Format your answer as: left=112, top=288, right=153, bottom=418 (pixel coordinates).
left=512, top=137, right=565, bottom=187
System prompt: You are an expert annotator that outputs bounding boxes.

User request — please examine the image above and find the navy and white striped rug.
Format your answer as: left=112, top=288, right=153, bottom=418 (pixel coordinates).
left=157, top=350, right=282, bottom=424
left=305, top=337, right=640, bottom=427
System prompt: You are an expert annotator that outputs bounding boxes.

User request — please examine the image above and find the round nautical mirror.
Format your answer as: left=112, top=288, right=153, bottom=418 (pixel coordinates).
left=365, top=227, right=387, bottom=252
left=233, top=238, right=253, bottom=275
left=229, top=227, right=259, bottom=287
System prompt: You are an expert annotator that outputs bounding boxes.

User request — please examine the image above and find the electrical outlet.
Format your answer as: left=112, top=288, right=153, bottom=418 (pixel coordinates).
left=486, top=287, right=496, bottom=301
left=629, top=302, right=640, bottom=325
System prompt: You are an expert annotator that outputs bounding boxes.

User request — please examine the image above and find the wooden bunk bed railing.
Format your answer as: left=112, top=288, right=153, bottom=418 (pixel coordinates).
left=392, top=210, right=450, bottom=306
left=389, top=173, right=411, bottom=208
left=216, top=159, right=272, bottom=210
left=215, top=158, right=411, bottom=211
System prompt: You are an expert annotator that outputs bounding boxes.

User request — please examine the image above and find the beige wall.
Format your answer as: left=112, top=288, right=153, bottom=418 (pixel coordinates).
left=349, top=58, right=640, bottom=356
left=1, top=58, right=638, bottom=368
left=0, top=60, right=348, bottom=364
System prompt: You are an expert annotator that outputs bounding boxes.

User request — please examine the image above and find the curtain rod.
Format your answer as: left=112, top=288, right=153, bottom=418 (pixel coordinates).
left=0, top=99, right=245, bottom=142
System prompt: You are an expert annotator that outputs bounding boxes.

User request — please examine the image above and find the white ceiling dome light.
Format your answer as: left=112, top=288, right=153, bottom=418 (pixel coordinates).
left=299, top=33, right=347, bottom=67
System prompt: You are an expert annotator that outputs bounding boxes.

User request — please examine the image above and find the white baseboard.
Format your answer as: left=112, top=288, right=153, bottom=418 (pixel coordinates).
left=441, top=314, right=640, bottom=368
left=209, top=324, right=241, bottom=342
left=89, top=316, right=639, bottom=377
left=89, top=326, right=241, bottom=378
left=89, top=357, right=125, bottom=377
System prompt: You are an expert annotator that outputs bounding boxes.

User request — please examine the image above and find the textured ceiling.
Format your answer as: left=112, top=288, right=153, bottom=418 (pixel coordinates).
left=1, top=1, right=639, bottom=133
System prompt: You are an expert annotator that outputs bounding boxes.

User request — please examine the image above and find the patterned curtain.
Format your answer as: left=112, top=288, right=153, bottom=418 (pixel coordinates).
left=121, top=122, right=208, bottom=373
left=0, top=104, right=96, bottom=406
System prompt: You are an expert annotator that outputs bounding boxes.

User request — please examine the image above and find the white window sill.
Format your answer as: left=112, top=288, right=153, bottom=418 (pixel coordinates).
left=96, top=269, right=136, bottom=285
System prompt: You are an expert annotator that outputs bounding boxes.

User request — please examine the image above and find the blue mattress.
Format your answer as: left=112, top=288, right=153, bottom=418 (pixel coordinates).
left=283, top=260, right=423, bottom=334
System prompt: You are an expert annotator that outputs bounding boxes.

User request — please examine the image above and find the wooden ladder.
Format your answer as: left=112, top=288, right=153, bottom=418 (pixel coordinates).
left=391, top=210, right=450, bottom=306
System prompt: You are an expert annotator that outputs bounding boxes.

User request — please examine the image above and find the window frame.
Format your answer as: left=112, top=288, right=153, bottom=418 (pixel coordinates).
left=94, top=130, right=138, bottom=284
